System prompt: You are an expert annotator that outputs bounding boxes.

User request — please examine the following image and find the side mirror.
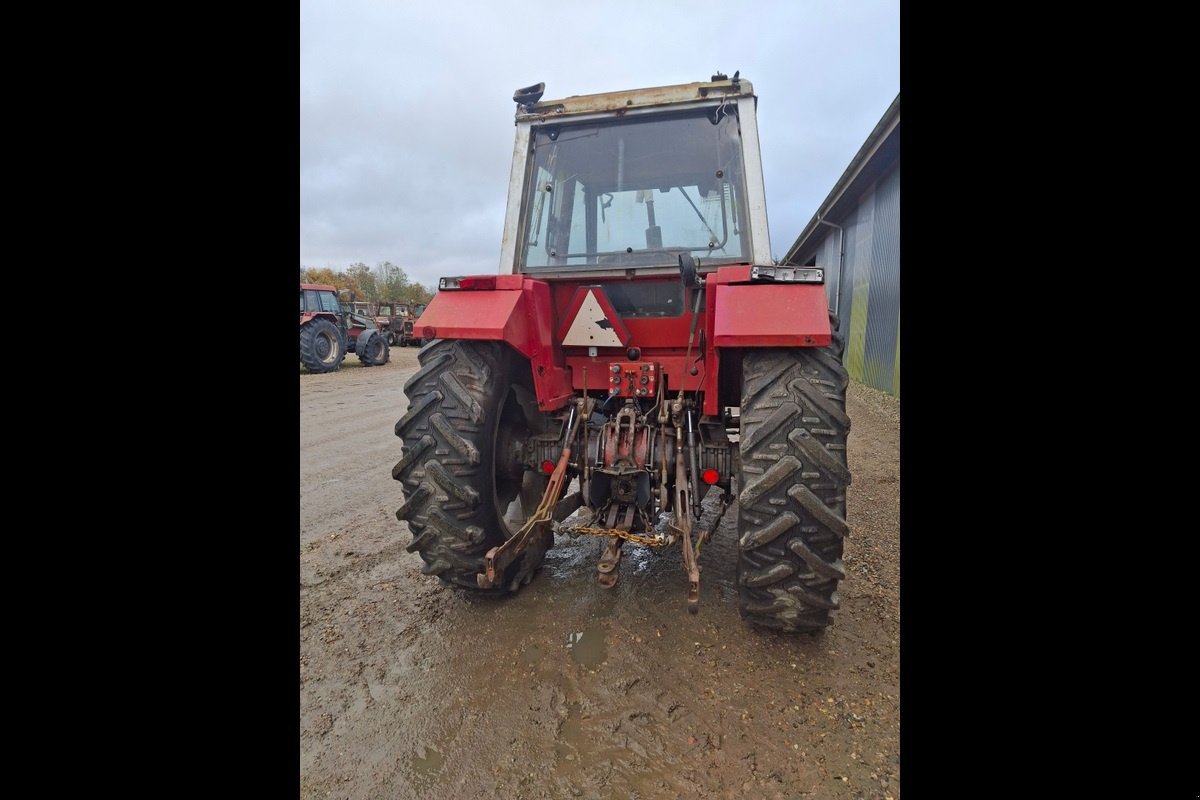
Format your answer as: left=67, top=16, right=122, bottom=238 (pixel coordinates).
left=678, top=253, right=699, bottom=290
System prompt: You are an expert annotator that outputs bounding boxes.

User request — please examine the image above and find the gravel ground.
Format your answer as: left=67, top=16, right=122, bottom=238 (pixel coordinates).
left=300, top=345, right=900, bottom=799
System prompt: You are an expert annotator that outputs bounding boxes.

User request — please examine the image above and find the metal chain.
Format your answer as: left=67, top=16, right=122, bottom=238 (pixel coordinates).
left=555, top=524, right=670, bottom=548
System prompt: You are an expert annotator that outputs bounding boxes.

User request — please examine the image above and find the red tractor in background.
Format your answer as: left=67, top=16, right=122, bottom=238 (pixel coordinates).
left=392, top=75, right=850, bottom=633
left=395, top=301, right=429, bottom=347
left=373, top=302, right=401, bottom=346
left=300, top=283, right=390, bottom=372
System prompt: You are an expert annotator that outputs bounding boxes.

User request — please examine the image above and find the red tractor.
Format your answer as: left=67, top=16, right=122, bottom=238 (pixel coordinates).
left=300, top=283, right=390, bottom=372
left=373, top=302, right=401, bottom=346
left=395, top=301, right=430, bottom=347
left=392, top=75, right=850, bottom=633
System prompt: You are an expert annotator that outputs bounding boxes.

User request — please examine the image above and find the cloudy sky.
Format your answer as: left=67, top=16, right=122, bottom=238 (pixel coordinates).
left=300, top=0, right=899, bottom=290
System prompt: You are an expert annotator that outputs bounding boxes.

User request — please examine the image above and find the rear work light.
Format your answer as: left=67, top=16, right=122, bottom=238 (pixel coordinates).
left=438, top=275, right=497, bottom=291
left=750, top=266, right=824, bottom=283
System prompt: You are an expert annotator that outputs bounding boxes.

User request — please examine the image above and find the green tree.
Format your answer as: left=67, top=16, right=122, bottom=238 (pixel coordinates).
left=300, top=267, right=340, bottom=287
left=375, top=262, right=406, bottom=302
left=344, top=263, right=377, bottom=303
left=408, top=283, right=435, bottom=304
left=300, top=263, right=436, bottom=304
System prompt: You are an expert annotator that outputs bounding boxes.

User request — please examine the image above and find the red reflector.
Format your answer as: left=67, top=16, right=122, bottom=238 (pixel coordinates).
left=458, top=276, right=497, bottom=290
left=422, top=326, right=436, bottom=340
left=701, top=469, right=719, bottom=485
left=541, top=460, right=556, bottom=475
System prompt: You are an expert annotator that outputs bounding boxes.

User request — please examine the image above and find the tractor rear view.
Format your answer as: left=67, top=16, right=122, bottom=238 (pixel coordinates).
left=392, top=75, right=850, bottom=633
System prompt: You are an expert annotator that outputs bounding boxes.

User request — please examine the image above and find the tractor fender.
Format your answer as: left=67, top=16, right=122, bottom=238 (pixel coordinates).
left=711, top=281, right=832, bottom=347
left=416, top=283, right=530, bottom=351
left=417, top=276, right=574, bottom=410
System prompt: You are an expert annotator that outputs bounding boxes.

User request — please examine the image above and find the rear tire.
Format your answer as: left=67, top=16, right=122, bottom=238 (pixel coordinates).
left=736, top=321, right=851, bottom=633
left=393, top=340, right=550, bottom=592
left=300, top=318, right=345, bottom=373
left=356, top=330, right=389, bottom=366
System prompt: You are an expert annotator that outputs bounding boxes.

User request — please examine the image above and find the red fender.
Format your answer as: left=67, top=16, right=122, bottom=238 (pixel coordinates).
left=416, top=275, right=574, bottom=411
left=709, top=266, right=832, bottom=347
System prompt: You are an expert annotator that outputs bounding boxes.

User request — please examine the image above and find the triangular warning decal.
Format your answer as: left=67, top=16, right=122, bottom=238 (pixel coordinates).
left=563, top=289, right=626, bottom=347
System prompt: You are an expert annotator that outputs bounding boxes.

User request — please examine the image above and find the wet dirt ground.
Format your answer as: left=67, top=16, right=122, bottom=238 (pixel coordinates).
left=300, top=345, right=900, bottom=799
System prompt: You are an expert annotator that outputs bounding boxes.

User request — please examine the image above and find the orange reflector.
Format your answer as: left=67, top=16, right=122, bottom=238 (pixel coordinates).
left=541, top=460, right=556, bottom=475
left=701, top=469, right=719, bottom=485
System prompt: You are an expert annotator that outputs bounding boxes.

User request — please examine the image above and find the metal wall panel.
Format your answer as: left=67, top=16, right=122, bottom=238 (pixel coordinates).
left=862, top=166, right=900, bottom=396
left=892, top=319, right=900, bottom=399
left=818, top=233, right=840, bottom=312
left=846, top=199, right=874, bottom=384
left=821, top=164, right=900, bottom=398
left=836, top=204, right=857, bottom=360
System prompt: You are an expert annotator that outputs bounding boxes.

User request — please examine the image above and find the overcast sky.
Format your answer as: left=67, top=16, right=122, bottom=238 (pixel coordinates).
left=300, top=0, right=899, bottom=290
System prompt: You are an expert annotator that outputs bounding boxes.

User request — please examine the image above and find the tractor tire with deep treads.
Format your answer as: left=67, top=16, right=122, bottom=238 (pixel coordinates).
left=356, top=330, right=389, bottom=366
left=393, top=340, right=550, bottom=592
left=300, top=318, right=345, bottom=373
left=736, top=319, right=851, bottom=633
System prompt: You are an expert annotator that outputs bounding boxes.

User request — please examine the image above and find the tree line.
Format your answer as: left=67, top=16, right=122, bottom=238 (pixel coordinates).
left=299, top=262, right=436, bottom=306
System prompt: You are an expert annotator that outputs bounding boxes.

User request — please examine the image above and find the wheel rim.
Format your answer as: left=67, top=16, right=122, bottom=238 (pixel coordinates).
left=316, top=332, right=336, bottom=363
left=493, top=383, right=543, bottom=537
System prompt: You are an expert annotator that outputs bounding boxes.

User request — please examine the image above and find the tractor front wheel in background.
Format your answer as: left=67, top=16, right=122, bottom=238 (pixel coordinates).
left=356, top=330, right=389, bottom=366
left=393, top=340, right=551, bottom=592
left=300, top=318, right=345, bottom=373
left=736, top=330, right=851, bottom=633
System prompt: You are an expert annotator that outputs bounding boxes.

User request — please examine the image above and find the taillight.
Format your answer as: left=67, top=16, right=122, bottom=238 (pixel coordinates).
left=439, top=275, right=498, bottom=290
left=701, top=469, right=719, bottom=485
left=458, top=276, right=497, bottom=291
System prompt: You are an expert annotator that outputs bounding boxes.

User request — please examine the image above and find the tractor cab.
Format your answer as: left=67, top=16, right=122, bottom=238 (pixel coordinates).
left=339, top=290, right=379, bottom=331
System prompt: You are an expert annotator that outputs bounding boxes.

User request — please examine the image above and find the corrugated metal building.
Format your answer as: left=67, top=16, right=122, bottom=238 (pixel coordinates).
left=784, top=95, right=900, bottom=397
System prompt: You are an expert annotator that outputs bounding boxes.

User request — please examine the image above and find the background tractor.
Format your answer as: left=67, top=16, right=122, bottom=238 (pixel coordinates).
left=392, top=75, right=850, bottom=633
left=373, top=303, right=399, bottom=345
left=395, top=301, right=429, bottom=347
left=300, top=283, right=390, bottom=372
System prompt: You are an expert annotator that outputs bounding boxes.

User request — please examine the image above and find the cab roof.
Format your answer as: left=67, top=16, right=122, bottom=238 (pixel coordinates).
left=517, top=76, right=754, bottom=121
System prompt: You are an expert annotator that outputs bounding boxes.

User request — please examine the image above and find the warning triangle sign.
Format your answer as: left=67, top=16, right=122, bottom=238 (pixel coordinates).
left=562, top=289, right=625, bottom=348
